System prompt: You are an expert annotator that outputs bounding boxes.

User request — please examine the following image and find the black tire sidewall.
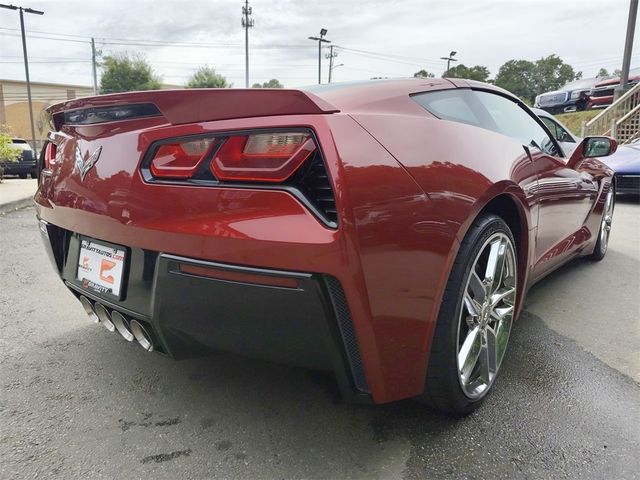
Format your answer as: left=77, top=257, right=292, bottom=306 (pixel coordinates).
left=423, top=213, right=516, bottom=416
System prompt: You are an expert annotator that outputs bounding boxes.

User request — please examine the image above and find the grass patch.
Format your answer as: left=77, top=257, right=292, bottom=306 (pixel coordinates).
left=555, top=110, right=601, bottom=136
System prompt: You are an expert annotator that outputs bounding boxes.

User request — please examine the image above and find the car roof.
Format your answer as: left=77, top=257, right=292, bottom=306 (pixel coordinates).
left=302, top=77, right=517, bottom=113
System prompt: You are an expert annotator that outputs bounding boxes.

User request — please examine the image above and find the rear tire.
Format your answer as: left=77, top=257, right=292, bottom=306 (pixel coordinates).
left=591, top=185, right=614, bottom=261
left=418, top=214, right=518, bottom=416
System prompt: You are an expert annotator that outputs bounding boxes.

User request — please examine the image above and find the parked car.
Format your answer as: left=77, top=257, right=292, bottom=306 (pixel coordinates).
left=35, top=79, right=617, bottom=415
left=532, top=108, right=581, bottom=156
left=534, top=77, right=602, bottom=114
left=533, top=108, right=639, bottom=195
left=0, top=138, right=37, bottom=178
left=600, top=140, right=640, bottom=196
left=588, top=69, right=640, bottom=109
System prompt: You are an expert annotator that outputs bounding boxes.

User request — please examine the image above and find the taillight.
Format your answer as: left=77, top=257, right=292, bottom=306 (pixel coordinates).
left=44, top=142, right=56, bottom=169
left=149, top=138, right=214, bottom=178
left=211, top=132, right=315, bottom=182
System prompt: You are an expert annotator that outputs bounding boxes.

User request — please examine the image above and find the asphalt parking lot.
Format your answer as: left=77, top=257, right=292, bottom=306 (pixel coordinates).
left=1, top=201, right=639, bottom=480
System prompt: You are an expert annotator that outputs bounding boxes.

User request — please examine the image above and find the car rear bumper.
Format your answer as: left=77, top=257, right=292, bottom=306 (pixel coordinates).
left=1, top=160, right=36, bottom=174
left=38, top=219, right=372, bottom=403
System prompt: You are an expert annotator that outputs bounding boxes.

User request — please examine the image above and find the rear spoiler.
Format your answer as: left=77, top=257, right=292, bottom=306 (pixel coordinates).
left=46, top=88, right=339, bottom=129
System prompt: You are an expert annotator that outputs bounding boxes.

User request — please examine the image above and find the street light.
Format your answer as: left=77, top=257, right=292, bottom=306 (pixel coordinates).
left=0, top=3, right=44, bottom=152
left=440, top=50, right=458, bottom=76
left=308, top=28, right=330, bottom=84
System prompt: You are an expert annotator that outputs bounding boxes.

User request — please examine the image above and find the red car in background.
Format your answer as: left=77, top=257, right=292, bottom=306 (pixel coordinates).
left=588, top=71, right=640, bottom=109
left=35, top=79, right=617, bottom=415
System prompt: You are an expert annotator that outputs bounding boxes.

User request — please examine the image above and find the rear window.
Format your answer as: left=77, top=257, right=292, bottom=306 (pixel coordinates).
left=412, top=88, right=559, bottom=156
left=412, top=89, right=486, bottom=128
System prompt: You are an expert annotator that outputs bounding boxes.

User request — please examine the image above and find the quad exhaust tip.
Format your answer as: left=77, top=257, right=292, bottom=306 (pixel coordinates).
left=111, top=310, right=134, bottom=342
left=94, top=302, right=115, bottom=332
left=129, top=319, right=154, bottom=352
left=79, top=295, right=99, bottom=323
left=78, top=295, right=154, bottom=351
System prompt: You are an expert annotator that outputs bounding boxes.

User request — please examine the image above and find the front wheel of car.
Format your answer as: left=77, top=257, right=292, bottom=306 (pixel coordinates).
left=418, top=214, right=518, bottom=416
left=591, top=184, right=615, bottom=261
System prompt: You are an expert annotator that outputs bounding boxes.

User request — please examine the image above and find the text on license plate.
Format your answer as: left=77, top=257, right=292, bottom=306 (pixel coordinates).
left=77, top=239, right=126, bottom=296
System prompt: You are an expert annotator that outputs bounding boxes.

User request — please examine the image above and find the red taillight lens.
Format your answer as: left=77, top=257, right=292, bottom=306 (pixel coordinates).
left=211, top=132, right=315, bottom=182
left=150, top=139, right=213, bottom=178
left=44, top=142, right=57, bottom=169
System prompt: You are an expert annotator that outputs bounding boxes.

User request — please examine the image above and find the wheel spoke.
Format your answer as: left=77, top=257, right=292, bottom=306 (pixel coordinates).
left=491, top=305, right=514, bottom=322
left=468, top=270, right=487, bottom=304
left=458, top=326, right=482, bottom=381
left=478, top=327, right=498, bottom=382
left=484, top=238, right=507, bottom=294
left=490, top=286, right=516, bottom=308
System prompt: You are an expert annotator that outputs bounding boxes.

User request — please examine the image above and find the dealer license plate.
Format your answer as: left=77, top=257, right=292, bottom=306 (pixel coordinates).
left=76, top=239, right=126, bottom=297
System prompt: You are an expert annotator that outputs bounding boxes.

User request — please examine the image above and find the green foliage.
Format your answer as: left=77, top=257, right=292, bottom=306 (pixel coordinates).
left=413, top=69, right=435, bottom=78
left=444, top=64, right=490, bottom=82
left=187, top=66, right=231, bottom=88
left=0, top=131, right=21, bottom=164
left=597, top=68, right=610, bottom=78
left=493, top=59, right=537, bottom=101
left=494, top=55, right=580, bottom=103
left=251, top=79, right=284, bottom=88
left=100, top=54, right=162, bottom=94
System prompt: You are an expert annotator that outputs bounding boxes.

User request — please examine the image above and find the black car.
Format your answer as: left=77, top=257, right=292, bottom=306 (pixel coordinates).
left=1, top=139, right=37, bottom=178
left=534, top=77, right=604, bottom=114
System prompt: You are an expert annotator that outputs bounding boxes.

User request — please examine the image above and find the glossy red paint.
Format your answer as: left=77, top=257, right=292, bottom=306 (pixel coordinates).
left=35, top=79, right=614, bottom=404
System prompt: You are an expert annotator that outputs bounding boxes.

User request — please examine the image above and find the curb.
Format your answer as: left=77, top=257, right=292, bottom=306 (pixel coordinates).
left=0, top=197, right=34, bottom=215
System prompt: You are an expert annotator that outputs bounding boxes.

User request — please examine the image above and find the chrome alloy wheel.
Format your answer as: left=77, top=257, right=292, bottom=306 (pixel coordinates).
left=456, top=232, right=517, bottom=399
left=599, top=188, right=614, bottom=255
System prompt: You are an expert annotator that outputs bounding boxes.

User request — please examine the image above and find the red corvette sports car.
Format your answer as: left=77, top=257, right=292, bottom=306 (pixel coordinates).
left=35, top=78, right=617, bottom=415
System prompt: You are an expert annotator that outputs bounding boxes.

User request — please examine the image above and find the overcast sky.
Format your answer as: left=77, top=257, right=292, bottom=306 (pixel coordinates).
left=0, top=0, right=636, bottom=89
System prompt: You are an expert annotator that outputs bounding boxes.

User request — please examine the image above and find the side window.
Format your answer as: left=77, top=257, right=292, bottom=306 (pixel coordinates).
left=540, top=117, right=559, bottom=139
left=412, top=89, right=483, bottom=127
left=473, top=91, right=560, bottom=156
left=541, top=117, right=575, bottom=144
left=412, top=89, right=561, bottom=157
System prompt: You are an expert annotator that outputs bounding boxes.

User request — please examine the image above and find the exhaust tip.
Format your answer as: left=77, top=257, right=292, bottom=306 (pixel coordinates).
left=111, top=311, right=134, bottom=342
left=94, top=302, right=115, bottom=332
left=79, top=296, right=99, bottom=323
left=129, top=320, right=154, bottom=352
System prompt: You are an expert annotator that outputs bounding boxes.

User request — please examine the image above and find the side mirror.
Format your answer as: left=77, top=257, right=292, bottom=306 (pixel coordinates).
left=567, top=136, right=618, bottom=169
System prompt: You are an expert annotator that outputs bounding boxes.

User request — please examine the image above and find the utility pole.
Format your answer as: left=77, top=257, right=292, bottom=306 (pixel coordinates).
left=326, top=45, right=339, bottom=83
left=241, top=0, right=254, bottom=88
left=308, top=28, right=330, bottom=84
left=0, top=3, right=44, bottom=152
left=615, top=0, right=638, bottom=100
left=440, top=50, right=457, bottom=76
left=91, top=37, right=98, bottom=94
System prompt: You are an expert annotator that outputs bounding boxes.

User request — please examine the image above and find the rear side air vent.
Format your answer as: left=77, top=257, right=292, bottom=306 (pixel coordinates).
left=292, top=152, right=338, bottom=226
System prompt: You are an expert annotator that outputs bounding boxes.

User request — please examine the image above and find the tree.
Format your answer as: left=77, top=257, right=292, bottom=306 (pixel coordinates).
left=100, top=54, right=162, bottom=93
left=494, top=55, right=580, bottom=103
left=0, top=128, right=21, bottom=181
left=187, top=66, right=231, bottom=88
left=413, top=69, right=435, bottom=78
left=494, top=59, right=537, bottom=102
left=532, top=54, right=580, bottom=95
left=597, top=68, right=610, bottom=78
left=251, top=79, right=284, bottom=88
left=443, top=64, right=490, bottom=82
